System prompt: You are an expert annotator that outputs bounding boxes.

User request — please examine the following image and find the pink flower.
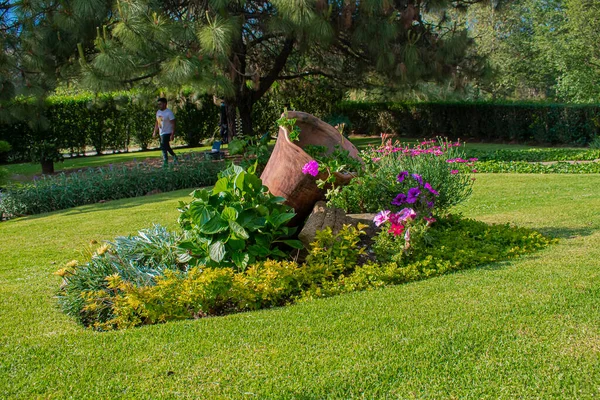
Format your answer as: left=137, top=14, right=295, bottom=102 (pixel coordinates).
left=451, top=170, right=459, bottom=175
left=397, top=207, right=417, bottom=221
left=302, top=160, right=319, bottom=177
left=472, top=169, right=477, bottom=173
left=373, top=210, right=391, bottom=227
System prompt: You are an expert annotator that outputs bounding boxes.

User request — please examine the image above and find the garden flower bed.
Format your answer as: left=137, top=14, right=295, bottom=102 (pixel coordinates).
left=0, top=153, right=224, bottom=219
left=56, top=139, right=555, bottom=330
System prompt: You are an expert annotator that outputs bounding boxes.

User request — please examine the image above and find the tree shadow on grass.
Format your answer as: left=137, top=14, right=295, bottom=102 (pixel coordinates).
left=11, top=189, right=195, bottom=222
left=534, top=226, right=596, bottom=239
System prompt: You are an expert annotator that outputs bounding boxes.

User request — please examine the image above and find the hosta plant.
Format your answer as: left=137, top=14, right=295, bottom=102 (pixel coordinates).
left=177, top=164, right=303, bottom=271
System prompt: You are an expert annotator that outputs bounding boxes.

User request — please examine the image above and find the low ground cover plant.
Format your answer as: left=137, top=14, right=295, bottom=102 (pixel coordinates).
left=0, top=153, right=223, bottom=218
left=57, top=160, right=554, bottom=330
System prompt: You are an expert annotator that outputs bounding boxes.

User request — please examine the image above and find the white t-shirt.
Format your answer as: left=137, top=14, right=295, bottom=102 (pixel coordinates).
left=156, top=108, right=176, bottom=135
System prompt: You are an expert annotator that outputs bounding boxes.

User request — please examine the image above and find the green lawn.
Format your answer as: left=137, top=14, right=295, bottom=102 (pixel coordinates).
left=1, top=174, right=599, bottom=398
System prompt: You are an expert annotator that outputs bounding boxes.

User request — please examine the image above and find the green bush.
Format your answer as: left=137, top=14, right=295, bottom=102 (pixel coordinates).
left=0, top=153, right=223, bottom=218
left=474, top=160, right=600, bottom=173
left=336, top=101, right=600, bottom=146
left=328, top=138, right=474, bottom=214
left=177, top=164, right=303, bottom=271
left=56, top=225, right=185, bottom=327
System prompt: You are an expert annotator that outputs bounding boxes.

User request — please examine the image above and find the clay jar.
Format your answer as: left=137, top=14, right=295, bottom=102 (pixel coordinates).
left=260, top=111, right=361, bottom=224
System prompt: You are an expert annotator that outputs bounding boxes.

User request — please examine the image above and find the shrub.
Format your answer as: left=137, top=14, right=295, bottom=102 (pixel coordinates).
left=56, top=225, right=185, bottom=326
left=0, top=153, right=223, bottom=218
left=464, top=148, right=600, bottom=162
left=300, top=215, right=556, bottom=300
left=474, top=160, right=600, bottom=174
left=336, top=101, right=600, bottom=146
left=328, top=138, right=474, bottom=214
left=177, top=164, right=303, bottom=271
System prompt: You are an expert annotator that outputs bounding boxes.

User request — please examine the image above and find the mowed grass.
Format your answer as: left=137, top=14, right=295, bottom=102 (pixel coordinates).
left=1, top=175, right=600, bottom=399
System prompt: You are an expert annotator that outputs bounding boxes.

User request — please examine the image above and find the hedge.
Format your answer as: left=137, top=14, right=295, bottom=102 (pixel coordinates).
left=335, top=101, right=600, bottom=146
left=0, top=93, right=218, bottom=162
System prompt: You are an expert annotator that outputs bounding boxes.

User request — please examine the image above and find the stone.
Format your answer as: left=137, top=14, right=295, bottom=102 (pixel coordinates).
left=298, top=201, right=375, bottom=248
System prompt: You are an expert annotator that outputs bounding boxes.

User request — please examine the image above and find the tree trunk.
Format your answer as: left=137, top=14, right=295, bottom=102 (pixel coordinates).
left=41, top=159, right=54, bottom=175
left=238, top=102, right=254, bottom=137
left=225, top=101, right=237, bottom=142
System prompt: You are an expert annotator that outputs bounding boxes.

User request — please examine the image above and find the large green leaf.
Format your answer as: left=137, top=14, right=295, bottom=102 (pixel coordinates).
left=244, top=173, right=262, bottom=193
left=228, top=238, right=246, bottom=251
left=248, top=244, right=270, bottom=258
left=234, top=170, right=246, bottom=191
left=191, top=189, right=210, bottom=202
left=200, top=216, right=229, bottom=234
left=279, top=239, right=304, bottom=249
left=269, top=212, right=296, bottom=227
left=221, top=206, right=239, bottom=221
left=229, top=220, right=249, bottom=239
left=209, top=241, right=226, bottom=263
left=212, top=177, right=229, bottom=194
left=231, top=252, right=250, bottom=271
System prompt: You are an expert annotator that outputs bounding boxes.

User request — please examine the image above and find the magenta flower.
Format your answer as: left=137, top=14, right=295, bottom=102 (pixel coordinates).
left=423, top=216, right=436, bottom=225
left=373, top=210, right=391, bottom=227
left=397, top=171, right=409, bottom=183
left=302, top=160, right=319, bottom=177
left=388, top=223, right=405, bottom=237
left=391, top=193, right=407, bottom=206
left=451, top=170, right=459, bottom=175
left=411, top=173, right=423, bottom=185
left=424, top=182, right=439, bottom=196
left=406, top=187, right=421, bottom=204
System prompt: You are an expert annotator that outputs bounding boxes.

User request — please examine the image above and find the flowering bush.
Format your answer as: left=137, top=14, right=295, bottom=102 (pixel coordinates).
left=328, top=138, right=474, bottom=214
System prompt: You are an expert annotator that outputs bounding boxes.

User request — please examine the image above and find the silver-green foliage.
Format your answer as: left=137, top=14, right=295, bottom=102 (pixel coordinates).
left=58, top=224, right=184, bottom=325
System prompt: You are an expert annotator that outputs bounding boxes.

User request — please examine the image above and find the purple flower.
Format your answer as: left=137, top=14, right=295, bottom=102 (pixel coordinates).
left=424, top=182, right=439, bottom=196
left=406, top=187, right=421, bottom=204
left=411, top=173, right=423, bottom=185
left=391, top=193, right=407, bottom=206
left=427, top=201, right=435, bottom=209
left=373, top=210, right=391, bottom=227
left=302, top=160, right=319, bottom=177
left=397, top=207, right=417, bottom=221
left=397, top=171, right=409, bottom=183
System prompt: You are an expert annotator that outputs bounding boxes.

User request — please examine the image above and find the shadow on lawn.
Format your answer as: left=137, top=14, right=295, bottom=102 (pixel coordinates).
left=535, top=226, right=596, bottom=239
left=13, top=190, right=193, bottom=222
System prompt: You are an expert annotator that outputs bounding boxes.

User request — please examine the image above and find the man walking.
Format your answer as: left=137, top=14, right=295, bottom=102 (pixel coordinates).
left=153, top=97, right=178, bottom=167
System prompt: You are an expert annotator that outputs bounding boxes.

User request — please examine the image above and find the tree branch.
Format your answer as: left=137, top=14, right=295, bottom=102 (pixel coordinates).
left=253, top=38, right=295, bottom=101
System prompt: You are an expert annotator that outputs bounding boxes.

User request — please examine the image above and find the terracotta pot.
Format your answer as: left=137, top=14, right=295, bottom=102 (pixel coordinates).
left=260, top=111, right=361, bottom=224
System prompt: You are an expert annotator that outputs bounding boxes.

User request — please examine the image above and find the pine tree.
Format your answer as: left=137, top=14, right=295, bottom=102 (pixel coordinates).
left=0, top=0, right=111, bottom=173
left=80, top=0, right=503, bottom=139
